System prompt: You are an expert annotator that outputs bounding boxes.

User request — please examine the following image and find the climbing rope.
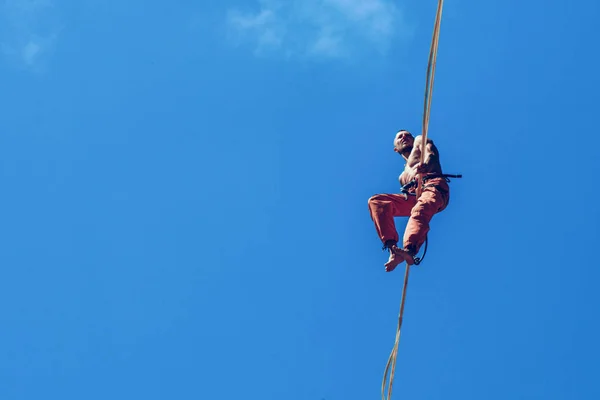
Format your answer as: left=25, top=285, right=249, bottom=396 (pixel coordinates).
left=417, top=0, right=444, bottom=198
left=381, top=1, right=445, bottom=399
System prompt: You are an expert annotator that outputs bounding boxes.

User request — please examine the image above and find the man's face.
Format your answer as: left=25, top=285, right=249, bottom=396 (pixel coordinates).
left=394, top=130, right=414, bottom=154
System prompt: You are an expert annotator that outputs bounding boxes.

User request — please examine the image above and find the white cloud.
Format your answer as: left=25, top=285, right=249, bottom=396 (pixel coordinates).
left=22, top=40, right=41, bottom=64
left=1, top=0, right=61, bottom=70
left=227, top=7, right=283, bottom=53
left=226, top=0, right=412, bottom=59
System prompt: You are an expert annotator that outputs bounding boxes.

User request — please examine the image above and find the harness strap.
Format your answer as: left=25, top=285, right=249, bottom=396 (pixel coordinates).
left=411, top=237, right=428, bottom=265
left=400, top=173, right=460, bottom=195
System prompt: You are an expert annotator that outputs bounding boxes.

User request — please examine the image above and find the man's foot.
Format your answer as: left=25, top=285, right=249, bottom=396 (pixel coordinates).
left=395, top=246, right=416, bottom=266
left=384, top=245, right=415, bottom=272
left=384, top=249, right=404, bottom=272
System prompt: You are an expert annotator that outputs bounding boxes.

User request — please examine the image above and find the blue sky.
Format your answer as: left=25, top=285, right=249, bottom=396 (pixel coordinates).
left=1, top=0, right=599, bottom=399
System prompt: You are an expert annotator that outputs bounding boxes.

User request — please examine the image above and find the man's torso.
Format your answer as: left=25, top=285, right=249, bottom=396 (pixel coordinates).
left=399, top=137, right=443, bottom=187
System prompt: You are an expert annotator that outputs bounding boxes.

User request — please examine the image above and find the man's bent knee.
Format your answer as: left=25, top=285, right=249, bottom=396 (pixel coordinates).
left=368, top=194, right=384, bottom=207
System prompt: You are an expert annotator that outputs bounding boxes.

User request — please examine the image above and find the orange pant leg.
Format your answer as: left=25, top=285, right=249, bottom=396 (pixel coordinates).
left=403, top=180, right=449, bottom=253
left=368, top=193, right=416, bottom=246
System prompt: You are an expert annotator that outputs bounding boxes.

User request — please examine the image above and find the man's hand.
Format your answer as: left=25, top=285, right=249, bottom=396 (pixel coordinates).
left=415, top=162, right=429, bottom=174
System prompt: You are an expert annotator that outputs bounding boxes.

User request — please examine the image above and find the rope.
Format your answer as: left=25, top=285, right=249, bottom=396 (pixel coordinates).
left=381, top=1, right=445, bottom=399
left=417, top=0, right=444, bottom=198
left=381, top=263, right=410, bottom=400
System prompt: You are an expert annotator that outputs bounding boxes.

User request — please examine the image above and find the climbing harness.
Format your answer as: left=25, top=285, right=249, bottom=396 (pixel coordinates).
left=381, top=1, right=447, bottom=399
left=399, top=173, right=462, bottom=196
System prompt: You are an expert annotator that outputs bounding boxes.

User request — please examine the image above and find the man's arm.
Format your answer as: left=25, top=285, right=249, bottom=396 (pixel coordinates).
left=414, top=136, right=439, bottom=174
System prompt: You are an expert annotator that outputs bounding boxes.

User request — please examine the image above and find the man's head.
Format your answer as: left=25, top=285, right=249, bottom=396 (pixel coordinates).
left=393, top=129, right=414, bottom=157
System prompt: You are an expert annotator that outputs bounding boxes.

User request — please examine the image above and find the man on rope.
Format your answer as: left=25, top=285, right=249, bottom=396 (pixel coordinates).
left=368, top=129, right=450, bottom=272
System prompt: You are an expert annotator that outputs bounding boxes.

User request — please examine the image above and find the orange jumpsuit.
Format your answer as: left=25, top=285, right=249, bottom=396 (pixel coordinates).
left=368, top=175, right=449, bottom=254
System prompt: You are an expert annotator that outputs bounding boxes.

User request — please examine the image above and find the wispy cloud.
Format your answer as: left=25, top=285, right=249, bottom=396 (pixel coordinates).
left=226, top=0, right=412, bottom=59
left=1, top=0, right=61, bottom=71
